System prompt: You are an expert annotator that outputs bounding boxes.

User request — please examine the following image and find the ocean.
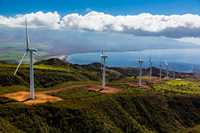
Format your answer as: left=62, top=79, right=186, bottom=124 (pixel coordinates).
left=68, top=48, right=200, bottom=72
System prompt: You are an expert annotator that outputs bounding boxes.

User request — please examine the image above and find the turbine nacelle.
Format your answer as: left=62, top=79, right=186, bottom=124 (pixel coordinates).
left=101, top=50, right=108, bottom=59
left=27, top=48, right=38, bottom=52
left=101, top=55, right=108, bottom=59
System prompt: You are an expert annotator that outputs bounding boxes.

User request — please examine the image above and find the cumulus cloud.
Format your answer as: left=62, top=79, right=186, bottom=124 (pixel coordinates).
left=62, top=11, right=200, bottom=38
left=0, top=11, right=61, bottom=29
left=1, top=11, right=200, bottom=38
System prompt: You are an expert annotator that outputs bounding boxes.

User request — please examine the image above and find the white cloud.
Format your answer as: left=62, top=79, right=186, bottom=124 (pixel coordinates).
left=62, top=11, right=115, bottom=31
left=1, top=11, right=200, bottom=38
left=62, top=12, right=200, bottom=38
left=0, top=11, right=60, bottom=29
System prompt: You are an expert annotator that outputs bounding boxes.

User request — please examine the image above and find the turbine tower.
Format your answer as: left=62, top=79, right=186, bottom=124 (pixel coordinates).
left=149, top=57, right=152, bottom=81
left=164, top=60, right=169, bottom=79
left=101, top=50, right=108, bottom=88
left=138, top=56, right=144, bottom=86
left=173, top=69, right=176, bottom=79
left=14, top=18, right=38, bottom=99
left=159, top=62, right=162, bottom=81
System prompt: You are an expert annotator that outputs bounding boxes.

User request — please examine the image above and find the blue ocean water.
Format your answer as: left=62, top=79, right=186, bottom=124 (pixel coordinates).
left=68, top=49, right=200, bottom=72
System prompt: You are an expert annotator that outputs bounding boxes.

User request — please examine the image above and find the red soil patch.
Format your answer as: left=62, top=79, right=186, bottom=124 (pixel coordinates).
left=2, top=84, right=122, bottom=105
left=2, top=91, right=62, bottom=105
left=88, top=85, right=122, bottom=94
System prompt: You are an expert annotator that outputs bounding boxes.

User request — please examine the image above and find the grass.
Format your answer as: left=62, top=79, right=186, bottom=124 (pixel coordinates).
left=0, top=63, right=102, bottom=88
left=1, top=78, right=200, bottom=133
left=0, top=117, right=24, bottom=133
left=153, top=79, right=200, bottom=95
left=0, top=85, right=27, bottom=95
left=51, top=81, right=102, bottom=100
left=1, top=61, right=200, bottom=132
left=177, top=125, right=200, bottom=133
left=109, top=82, right=146, bottom=94
left=0, top=64, right=71, bottom=72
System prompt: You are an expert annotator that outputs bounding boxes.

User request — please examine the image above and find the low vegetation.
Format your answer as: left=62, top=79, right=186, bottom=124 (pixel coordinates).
left=0, top=58, right=200, bottom=133
left=153, top=79, right=200, bottom=95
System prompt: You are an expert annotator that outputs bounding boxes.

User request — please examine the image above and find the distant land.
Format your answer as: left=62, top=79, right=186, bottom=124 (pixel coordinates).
left=0, top=27, right=200, bottom=61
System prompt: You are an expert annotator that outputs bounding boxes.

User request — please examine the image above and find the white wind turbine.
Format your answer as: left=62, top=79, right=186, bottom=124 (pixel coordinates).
left=164, top=60, right=169, bottom=79
left=14, top=18, right=38, bottom=99
left=149, top=57, right=152, bottom=81
left=101, top=50, right=108, bottom=88
left=159, top=62, right=162, bottom=81
left=138, top=56, right=144, bottom=86
left=173, top=68, right=176, bottom=79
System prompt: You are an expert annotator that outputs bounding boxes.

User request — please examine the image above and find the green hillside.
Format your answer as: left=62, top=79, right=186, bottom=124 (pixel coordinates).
left=0, top=58, right=200, bottom=133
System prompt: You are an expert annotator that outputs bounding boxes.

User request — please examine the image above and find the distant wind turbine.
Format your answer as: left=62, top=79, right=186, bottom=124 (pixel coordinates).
left=14, top=18, right=39, bottom=99
left=159, top=62, right=162, bottom=81
left=101, top=50, right=108, bottom=88
left=149, top=57, right=152, bottom=81
left=172, top=66, right=176, bottom=79
left=138, top=56, right=144, bottom=86
left=164, top=60, right=169, bottom=79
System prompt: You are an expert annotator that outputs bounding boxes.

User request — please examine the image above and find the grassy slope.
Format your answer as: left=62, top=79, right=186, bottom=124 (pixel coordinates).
left=1, top=61, right=200, bottom=132
left=0, top=63, right=99, bottom=88
left=178, top=125, right=200, bottom=133
left=1, top=88, right=200, bottom=133
left=0, top=62, right=122, bottom=88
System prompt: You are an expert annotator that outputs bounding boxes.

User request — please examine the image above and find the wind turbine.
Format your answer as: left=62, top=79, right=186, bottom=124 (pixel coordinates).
left=159, top=62, right=162, bottom=81
left=172, top=66, right=176, bottom=79
left=138, top=56, right=144, bottom=86
left=14, top=18, right=38, bottom=99
left=149, top=57, right=152, bottom=81
left=101, top=50, right=108, bottom=88
left=173, top=69, right=176, bottom=79
left=164, top=60, right=169, bottom=79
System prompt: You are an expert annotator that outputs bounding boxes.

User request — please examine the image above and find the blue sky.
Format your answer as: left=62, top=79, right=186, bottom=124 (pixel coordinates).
left=1, top=0, right=200, bottom=16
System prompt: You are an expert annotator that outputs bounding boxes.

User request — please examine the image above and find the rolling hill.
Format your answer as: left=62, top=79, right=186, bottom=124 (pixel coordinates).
left=0, top=58, right=199, bottom=133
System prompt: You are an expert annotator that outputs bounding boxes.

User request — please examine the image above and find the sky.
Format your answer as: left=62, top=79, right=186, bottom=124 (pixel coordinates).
left=1, top=0, right=200, bottom=16
left=1, top=0, right=200, bottom=57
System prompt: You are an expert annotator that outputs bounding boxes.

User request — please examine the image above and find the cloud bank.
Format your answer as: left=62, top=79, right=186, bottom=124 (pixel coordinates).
left=0, top=11, right=61, bottom=29
left=1, top=11, right=200, bottom=38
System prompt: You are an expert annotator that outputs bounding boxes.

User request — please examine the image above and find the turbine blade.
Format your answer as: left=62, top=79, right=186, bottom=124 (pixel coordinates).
left=25, top=17, right=30, bottom=50
left=14, top=52, right=27, bottom=75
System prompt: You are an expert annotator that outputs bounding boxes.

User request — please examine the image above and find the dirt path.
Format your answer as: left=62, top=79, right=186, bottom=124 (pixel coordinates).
left=1, top=84, right=87, bottom=105
left=1, top=83, right=123, bottom=105
left=88, top=85, right=122, bottom=94
left=43, top=84, right=86, bottom=94
left=43, top=84, right=123, bottom=95
left=126, top=83, right=150, bottom=89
